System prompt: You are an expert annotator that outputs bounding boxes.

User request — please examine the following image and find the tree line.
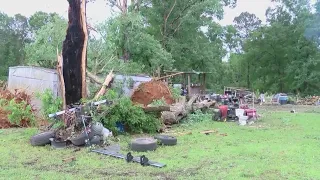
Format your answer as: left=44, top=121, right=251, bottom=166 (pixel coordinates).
left=0, top=0, right=319, bottom=96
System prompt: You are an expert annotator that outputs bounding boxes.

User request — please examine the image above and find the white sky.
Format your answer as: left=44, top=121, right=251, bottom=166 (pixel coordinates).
left=0, top=0, right=276, bottom=26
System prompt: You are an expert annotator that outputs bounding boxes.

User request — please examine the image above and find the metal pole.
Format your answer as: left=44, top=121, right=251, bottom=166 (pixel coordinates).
left=252, top=90, right=254, bottom=109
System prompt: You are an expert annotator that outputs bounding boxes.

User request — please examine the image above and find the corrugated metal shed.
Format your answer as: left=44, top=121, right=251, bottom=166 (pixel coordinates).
left=113, top=74, right=152, bottom=96
left=7, top=66, right=152, bottom=98
left=8, top=66, right=60, bottom=97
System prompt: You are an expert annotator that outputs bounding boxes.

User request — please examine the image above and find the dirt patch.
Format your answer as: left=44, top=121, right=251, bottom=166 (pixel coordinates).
left=0, top=89, right=35, bottom=129
left=131, top=80, right=174, bottom=107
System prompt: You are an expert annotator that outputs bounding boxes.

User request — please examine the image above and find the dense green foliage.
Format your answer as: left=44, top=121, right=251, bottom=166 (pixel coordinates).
left=36, top=89, right=63, bottom=119
left=0, top=98, right=35, bottom=126
left=0, top=0, right=320, bottom=95
left=94, top=90, right=161, bottom=135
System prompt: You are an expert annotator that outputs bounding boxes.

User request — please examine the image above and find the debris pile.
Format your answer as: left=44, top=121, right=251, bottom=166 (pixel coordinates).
left=30, top=99, right=113, bottom=148
left=297, top=96, right=320, bottom=105
left=0, top=89, right=35, bottom=129
left=131, top=81, right=174, bottom=107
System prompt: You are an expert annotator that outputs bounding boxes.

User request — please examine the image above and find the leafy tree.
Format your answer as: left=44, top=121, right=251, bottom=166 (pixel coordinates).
left=28, top=11, right=60, bottom=37
left=102, top=12, right=174, bottom=73
left=235, top=0, right=320, bottom=94
left=25, top=15, right=67, bottom=68
left=0, top=13, right=29, bottom=79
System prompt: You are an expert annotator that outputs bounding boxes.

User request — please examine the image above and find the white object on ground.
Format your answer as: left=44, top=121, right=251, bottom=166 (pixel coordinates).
left=235, top=109, right=245, bottom=117
left=239, top=116, right=248, bottom=126
left=102, top=127, right=113, bottom=139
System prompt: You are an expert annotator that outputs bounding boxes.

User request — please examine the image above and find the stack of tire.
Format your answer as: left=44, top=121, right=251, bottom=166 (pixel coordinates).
left=30, top=122, right=106, bottom=147
left=130, top=135, right=177, bottom=152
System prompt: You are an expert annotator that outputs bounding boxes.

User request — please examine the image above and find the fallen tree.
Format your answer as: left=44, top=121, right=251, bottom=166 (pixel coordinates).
left=160, top=95, right=215, bottom=125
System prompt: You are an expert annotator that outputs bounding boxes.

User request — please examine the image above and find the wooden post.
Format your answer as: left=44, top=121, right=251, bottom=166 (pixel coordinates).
left=202, top=73, right=206, bottom=94
left=187, top=74, right=191, bottom=97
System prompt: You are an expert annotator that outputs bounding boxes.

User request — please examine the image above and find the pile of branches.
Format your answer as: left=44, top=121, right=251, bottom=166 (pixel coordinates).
left=143, top=95, right=216, bottom=125
left=296, top=96, right=320, bottom=105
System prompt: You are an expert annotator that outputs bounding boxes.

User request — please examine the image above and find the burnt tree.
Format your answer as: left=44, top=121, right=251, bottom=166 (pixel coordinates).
left=62, top=0, right=88, bottom=105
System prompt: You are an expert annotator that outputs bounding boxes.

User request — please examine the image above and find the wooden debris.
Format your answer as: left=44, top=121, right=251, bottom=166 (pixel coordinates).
left=143, top=106, right=170, bottom=112
left=296, top=96, right=319, bottom=105
left=166, top=132, right=192, bottom=136
left=94, top=69, right=114, bottom=100
left=193, top=100, right=216, bottom=111
left=200, top=130, right=218, bottom=135
left=80, top=0, right=88, bottom=98
left=62, top=156, right=76, bottom=163
left=86, top=70, right=103, bottom=85
left=56, top=50, right=66, bottom=110
left=154, top=72, right=184, bottom=81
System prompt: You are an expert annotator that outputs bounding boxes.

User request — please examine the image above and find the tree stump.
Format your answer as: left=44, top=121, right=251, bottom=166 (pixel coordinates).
left=62, top=0, right=88, bottom=105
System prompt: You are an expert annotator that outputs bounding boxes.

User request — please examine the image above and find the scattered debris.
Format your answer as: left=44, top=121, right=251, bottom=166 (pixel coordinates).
left=62, top=156, right=76, bottom=163
left=94, top=69, right=114, bottom=100
left=0, top=89, right=35, bottom=129
left=200, top=130, right=218, bottom=135
left=297, top=96, right=320, bottom=105
left=92, top=146, right=166, bottom=168
left=31, top=100, right=113, bottom=148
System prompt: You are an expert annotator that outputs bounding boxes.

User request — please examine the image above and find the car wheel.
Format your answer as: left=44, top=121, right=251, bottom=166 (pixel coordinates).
left=154, top=135, right=177, bottom=146
left=70, top=131, right=93, bottom=146
left=30, top=131, right=55, bottom=146
left=130, top=138, right=157, bottom=152
left=90, top=122, right=104, bottom=136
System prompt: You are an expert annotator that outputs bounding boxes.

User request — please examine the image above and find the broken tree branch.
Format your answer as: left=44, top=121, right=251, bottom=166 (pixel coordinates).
left=80, top=0, right=88, bottom=98
left=57, top=48, right=66, bottom=110
left=94, top=69, right=114, bottom=100
left=155, top=72, right=184, bottom=81
left=86, top=71, right=103, bottom=85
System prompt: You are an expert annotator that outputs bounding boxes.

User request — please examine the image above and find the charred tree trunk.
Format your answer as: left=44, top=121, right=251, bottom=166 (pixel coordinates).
left=62, top=0, right=87, bottom=105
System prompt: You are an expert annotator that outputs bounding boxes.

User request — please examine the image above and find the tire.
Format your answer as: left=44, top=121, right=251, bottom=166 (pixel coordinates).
left=130, top=138, right=157, bottom=152
left=154, top=135, right=177, bottom=146
left=49, top=138, right=67, bottom=149
left=30, top=131, right=55, bottom=146
left=70, top=131, right=93, bottom=146
left=91, top=122, right=104, bottom=136
left=91, top=135, right=103, bottom=145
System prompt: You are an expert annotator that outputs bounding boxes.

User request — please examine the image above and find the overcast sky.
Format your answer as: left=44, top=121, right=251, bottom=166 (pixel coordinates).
left=0, top=0, right=276, bottom=25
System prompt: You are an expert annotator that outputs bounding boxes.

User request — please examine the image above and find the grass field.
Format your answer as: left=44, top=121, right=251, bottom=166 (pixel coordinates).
left=0, top=106, right=320, bottom=180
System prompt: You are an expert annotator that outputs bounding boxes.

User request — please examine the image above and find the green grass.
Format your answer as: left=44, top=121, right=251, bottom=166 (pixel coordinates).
left=1, top=111, right=320, bottom=179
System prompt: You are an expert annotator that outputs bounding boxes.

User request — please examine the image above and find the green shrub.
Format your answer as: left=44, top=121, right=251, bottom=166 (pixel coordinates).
left=36, top=89, right=62, bottom=119
left=170, top=87, right=181, bottom=100
left=149, top=97, right=167, bottom=106
left=95, top=96, right=161, bottom=135
left=185, top=110, right=212, bottom=123
left=0, top=99, right=35, bottom=126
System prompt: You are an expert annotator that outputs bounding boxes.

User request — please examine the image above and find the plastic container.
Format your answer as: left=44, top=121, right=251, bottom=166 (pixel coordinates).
left=244, top=109, right=257, bottom=118
left=235, top=109, right=245, bottom=117
left=239, top=116, right=248, bottom=126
